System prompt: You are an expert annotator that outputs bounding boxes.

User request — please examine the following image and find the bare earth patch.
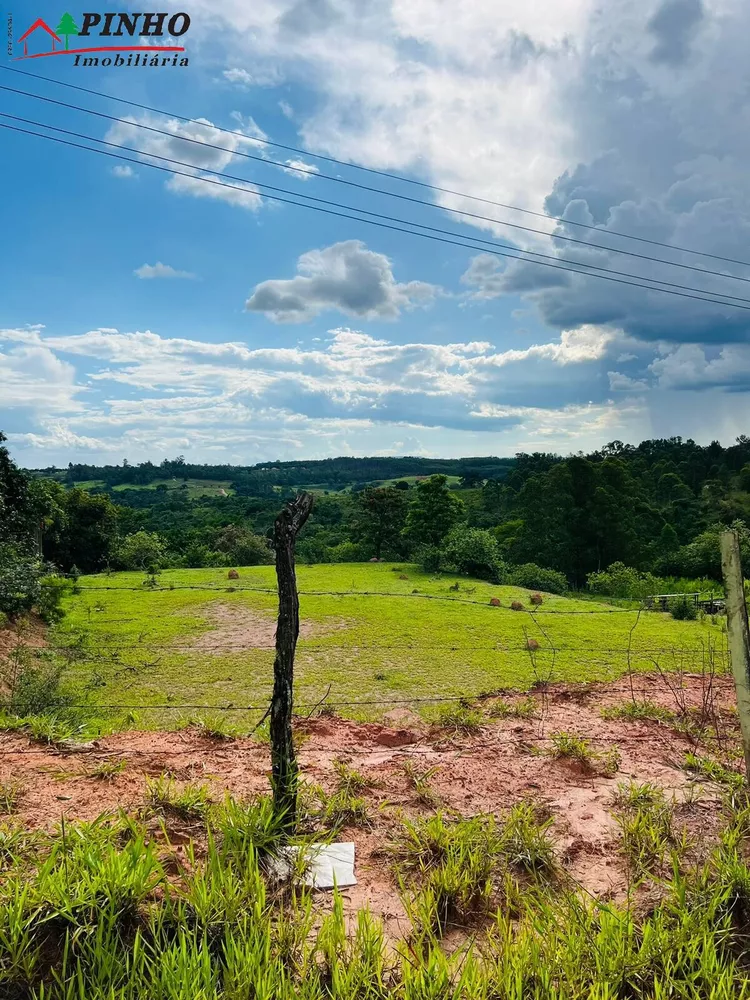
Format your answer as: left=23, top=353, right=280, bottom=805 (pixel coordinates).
left=0, top=672, right=740, bottom=938
left=190, top=603, right=350, bottom=652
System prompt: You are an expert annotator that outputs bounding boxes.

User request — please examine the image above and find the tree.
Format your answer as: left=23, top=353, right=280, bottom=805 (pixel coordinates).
left=403, top=475, right=464, bottom=549
left=350, top=486, right=407, bottom=558
left=439, top=526, right=504, bottom=582
left=115, top=531, right=167, bottom=571
left=55, top=12, right=79, bottom=50
left=216, top=524, right=273, bottom=565
left=43, top=489, right=118, bottom=573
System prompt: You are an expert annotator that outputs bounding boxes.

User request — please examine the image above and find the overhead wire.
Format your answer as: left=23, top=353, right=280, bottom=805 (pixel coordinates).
left=3, top=63, right=750, bottom=270
left=3, top=113, right=750, bottom=312
left=2, top=82, right=750, bottom=287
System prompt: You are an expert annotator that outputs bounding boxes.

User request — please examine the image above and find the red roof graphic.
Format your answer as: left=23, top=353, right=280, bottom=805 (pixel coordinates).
left=18, top=18, right=61, bottom=55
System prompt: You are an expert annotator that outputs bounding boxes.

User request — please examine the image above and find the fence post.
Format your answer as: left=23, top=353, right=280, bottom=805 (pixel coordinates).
left=271, top=492, right=314, bottom=830
left=720, top=529, right=750, bottom=782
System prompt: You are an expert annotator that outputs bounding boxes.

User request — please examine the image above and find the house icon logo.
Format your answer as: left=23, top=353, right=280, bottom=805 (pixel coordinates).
left=8, top=10, right=191, bottom=67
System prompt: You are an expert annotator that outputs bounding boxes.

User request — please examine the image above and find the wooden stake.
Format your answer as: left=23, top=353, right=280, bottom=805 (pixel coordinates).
left=270, top=492, right=314, bottom=829
left=720, top=529, right=750, bottom=782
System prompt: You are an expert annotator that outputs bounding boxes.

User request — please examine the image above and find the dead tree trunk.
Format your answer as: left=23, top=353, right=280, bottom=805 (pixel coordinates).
left=271, top=492, right=314, bottom=829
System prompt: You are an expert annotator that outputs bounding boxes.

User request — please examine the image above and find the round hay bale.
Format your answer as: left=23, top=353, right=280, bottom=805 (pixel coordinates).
left=529, top=593, right=544, bottom=606
left=511, top=600, right=525, bottom=611
left=227, top=569, right=240, bottom=580
left=489, top=597, right=502, bottom=607
left=526, top=638, right=540, bottom=651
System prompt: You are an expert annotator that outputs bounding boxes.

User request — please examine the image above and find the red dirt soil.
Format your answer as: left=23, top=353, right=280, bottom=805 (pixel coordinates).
left=0, top=673, right=741, bottom=935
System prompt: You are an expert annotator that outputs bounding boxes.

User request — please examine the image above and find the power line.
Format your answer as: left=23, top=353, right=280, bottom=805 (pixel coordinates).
left=4, top=122, right=749, bottom=314
left=3, top=83, right=749, bottom=288
left=4, top=112, right=750, bottom=312
left=3, top=63, right=749, bottom=271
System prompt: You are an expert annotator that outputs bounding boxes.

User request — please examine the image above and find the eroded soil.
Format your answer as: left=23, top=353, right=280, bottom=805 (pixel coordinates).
left=0, top=672, right=740, bottom=936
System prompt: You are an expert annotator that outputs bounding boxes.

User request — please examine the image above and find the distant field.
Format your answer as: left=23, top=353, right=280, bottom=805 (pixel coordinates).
left=54, top=563, right=728, bottom=730
left=71, top=478, right=235, bottom=498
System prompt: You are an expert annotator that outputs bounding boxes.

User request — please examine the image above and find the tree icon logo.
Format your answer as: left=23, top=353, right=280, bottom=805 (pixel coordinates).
left=55, top=12, right=79, bottom=50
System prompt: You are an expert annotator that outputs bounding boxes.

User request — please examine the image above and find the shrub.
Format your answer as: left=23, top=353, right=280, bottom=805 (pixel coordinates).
left=420, top=545, right=442, bottom=573
left=506, top=563, right=568, bottom=594
left=115, top=531, right=167, bottom=571
left=0, top=657, right=73, bottom=718
left=438, top=526, right=505, bottom=583
left=38, top=574, right=72, bottom=623
left=668, top=595, right=698, bottom=620
left=0, top=546, right=42, bottom=618
left=587, top=562, right=660, bottom=600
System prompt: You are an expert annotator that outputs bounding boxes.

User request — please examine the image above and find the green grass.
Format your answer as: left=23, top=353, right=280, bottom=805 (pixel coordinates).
left=2, top=801, right=750, bottom=996
left=51, top=562, right=727, bottom=730
left=110, top=477, right=234, bottom=498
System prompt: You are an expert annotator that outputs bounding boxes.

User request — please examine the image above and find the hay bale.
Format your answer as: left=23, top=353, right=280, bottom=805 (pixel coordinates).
left=529, top=593, right=544, bottom=606
left=489, top=597, right=501, bottom=607
left=511, top=600, right=525, bottom=611
left=526, top=638, right=540, bottom=651
left=227, top=569, right=240, bottom=580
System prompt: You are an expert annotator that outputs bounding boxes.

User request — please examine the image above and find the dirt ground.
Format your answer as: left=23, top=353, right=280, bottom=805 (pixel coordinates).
left=0, top=672, right=741, bottom=936
left=192, top=603, right=351, bottom=651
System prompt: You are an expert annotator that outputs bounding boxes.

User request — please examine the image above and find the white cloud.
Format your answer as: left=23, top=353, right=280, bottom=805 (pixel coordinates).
left=245, top=240, right=441, bottom=322
left=104, top=114, right=265, bottom=211
left=134, top=262, right=196, bottom=280
left=283, top=158, right=320, bottom=179
left=111, top=164, right=135, bottom=179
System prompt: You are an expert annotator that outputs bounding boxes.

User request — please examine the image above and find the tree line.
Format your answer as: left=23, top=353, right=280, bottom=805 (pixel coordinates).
left=5, top=434, right=750, bottom=618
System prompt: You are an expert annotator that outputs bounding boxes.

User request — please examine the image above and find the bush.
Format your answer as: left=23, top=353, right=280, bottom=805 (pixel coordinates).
left=438, top=526, right=505, bottom=583
left=506, top=563, right=568, bottom=594
left=419, top=545, right=442, bottom=573
left=37, top=575, right=71, bottom=623
left=0, top=546, right=42, bottom=618
left=115, top=531, right=167, bottom=571
left=587, top=562, right=660, bottom=600
left=668, top=595, right=698, bottom=620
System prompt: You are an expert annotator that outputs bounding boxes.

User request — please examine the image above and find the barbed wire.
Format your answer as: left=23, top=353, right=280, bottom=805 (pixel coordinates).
left=70, top=584, right=645, bottom=613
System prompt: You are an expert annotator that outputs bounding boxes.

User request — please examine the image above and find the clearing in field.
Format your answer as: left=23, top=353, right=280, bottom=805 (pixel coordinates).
left=51, top=562, right=727, bottom=730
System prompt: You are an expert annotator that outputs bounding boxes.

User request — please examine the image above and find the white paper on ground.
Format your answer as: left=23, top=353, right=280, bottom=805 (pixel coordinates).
left=268, top=842, right=357, bottom=889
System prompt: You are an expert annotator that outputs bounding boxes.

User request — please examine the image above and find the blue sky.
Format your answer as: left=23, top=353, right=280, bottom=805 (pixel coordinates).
left=3, top=0, right=750, bottom=467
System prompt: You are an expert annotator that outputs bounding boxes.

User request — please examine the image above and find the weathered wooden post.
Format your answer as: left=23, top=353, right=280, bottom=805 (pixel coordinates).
left=271, top=492, right=314, bottom=829
left=720, top=529, right=750, bottom=782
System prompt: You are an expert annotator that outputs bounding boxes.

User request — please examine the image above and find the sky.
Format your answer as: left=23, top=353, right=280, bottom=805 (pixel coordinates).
left=2, top=0, right=750, bottom=468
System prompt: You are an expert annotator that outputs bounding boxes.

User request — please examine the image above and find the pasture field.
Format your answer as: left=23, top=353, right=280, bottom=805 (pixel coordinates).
left=53, top=562, right=727, bottom=729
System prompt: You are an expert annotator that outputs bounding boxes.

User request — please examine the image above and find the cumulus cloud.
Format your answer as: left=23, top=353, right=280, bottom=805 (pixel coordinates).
left=134, top=262, right=196, bottom=280
left=245, top=240, right=441, bottom=322
left=104, top=114, right=265, bottom=211
left=111, top=164, right=135, bottom=179
left=182, top=0, right=750, bottom=353
left=283, top=158, right=319, bottom=178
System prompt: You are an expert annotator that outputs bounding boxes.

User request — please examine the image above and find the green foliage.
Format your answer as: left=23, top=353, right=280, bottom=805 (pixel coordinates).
left=215, top=523, right=273, bottom=565
left=506, top=562, right=568, bottom=594
left=114, top=530, right=167, bottom=571
left=436, top=703, right=483, bottom=734
left=550, top=732, right=620, bottom=776
left=0, top=546, right=42, bottom=618
left=37, top=573, right=71, bottom=623
left=146, top=775, right=213, bottom=821
left=403, top=475, right=465, bottom=548
left=601, top=700, right=674, bottom=722
left=0, top=780, right=23, bottom=814
left=614, top=786, right=683, bottom=875
left=669, top=595, right=699, bottom=620
left=350, top=486, right=408, bottom=559
left=684, top=752, right=745, bottom=790
left=587, top=561, right=661, bottom=599
left=438, top=525, right=504, bottom=582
